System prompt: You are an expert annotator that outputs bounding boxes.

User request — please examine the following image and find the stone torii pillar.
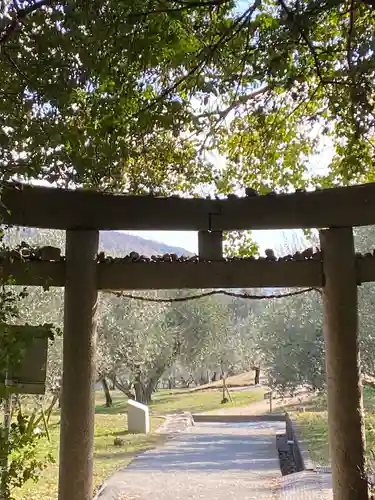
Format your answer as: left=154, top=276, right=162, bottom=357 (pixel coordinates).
left=320, top=227, right=368, bottom=500
left=58, top=230, right=99, bottom=500
left=198, top=230, right=223, bottom=260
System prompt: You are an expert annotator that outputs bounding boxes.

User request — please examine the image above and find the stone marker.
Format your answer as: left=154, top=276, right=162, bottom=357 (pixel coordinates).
left=127, top=399, right=150, bottom=434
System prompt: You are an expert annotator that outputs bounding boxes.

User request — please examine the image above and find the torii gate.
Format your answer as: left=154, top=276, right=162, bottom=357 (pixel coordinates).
left=1, top=181, right=375, bottom=500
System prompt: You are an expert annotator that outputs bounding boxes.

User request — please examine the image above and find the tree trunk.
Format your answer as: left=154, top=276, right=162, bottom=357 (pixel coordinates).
left=181, top=376, right=193, bottom=388
left=113, top=378, right=134, bottom=399
left=0, top=394, right=12, bottom=500
left=134, top=373, right=162, bottom=404
left=46, top=394, right=59, bottom=424
left=109, top=375, right=116, bottom=390
left=167, top=377, right=176, bottom=390
left=254, top=367, right=260, bottom=385
left=134, top=381, right=149, bottom=404
left=101, top=377, right=112, bottom=407
left=145, top=384, right=154, bottom=404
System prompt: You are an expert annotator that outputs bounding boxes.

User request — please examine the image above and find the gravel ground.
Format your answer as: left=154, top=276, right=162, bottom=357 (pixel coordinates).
left=96, top=421, right=285, bottom=500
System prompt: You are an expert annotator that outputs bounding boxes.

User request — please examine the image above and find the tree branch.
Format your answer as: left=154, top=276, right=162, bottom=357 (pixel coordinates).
left=360, top=0, right=375, bottom=8
left=0, top=0, right=52, bottom=45
left=346, top=0, right=355, bottom=74
left=197, top=85, right=269, bottom=119
left=130, top=0, right=261, bottom=120
left=127, top=0, right=232, bottom=18
left=346, top=0, right=362, bottom=139
left=276, top=0, right=325, bottom=86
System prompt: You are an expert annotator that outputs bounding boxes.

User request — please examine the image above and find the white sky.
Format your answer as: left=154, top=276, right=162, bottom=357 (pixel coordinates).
left=125, top=229, right=281, bottom=254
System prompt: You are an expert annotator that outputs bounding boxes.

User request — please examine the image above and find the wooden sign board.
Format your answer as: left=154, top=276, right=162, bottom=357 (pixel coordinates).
left=0, top=325, right=48, bottom=394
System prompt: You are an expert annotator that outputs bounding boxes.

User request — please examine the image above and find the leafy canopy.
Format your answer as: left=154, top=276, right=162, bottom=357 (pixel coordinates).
left=1, top=0, right=375, bottom=195
left=0, top=0, right=235, bottom=192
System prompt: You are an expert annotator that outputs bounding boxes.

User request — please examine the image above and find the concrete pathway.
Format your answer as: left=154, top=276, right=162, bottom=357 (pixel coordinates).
left=96, top=420, right=284, bottom=500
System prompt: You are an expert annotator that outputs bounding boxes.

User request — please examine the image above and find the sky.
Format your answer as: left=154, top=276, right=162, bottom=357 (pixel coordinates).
left=125, top=229, right=282, bottom=254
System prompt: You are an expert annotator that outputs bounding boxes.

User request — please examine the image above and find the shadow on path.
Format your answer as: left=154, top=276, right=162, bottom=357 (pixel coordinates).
left=96, top=420, right=284, bottom=500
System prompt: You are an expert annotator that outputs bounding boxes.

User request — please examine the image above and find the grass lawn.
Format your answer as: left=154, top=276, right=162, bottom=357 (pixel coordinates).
left=14, top=386, right=264, bottom=499
left=188, top=371, right=264, bottom=392
left=283, top=386, right=375, bottom=467
left=150, top=386, right=265, bottom=414
left=14, top=409, right=164, bottom=500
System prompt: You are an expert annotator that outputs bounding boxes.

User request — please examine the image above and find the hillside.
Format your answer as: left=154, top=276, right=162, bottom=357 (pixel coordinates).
left=5, top=227, right=193, bottom=258
left=99, top=231, right=193, bottom=257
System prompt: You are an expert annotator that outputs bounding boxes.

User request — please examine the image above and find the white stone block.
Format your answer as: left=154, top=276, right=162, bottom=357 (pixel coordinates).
left=127, top=399, right=150, bottom=434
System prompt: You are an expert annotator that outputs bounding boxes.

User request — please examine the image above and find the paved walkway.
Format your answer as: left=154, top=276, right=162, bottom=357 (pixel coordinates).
left=96, top=420, right=285, bottom=499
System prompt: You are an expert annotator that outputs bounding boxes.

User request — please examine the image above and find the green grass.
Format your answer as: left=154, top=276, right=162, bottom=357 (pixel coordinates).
left=13, top=386, right=264, bottom=499
left=13, top=409, right=165, bottom=500
left=284, top=386, right=375, bottom=467
left=188, top=371, right=263, bottom=392
left=293, top=410, right=329, bottom=465
left=95, top=387, right=265, bottom=416
left=150, top=387, right=265, bottom=414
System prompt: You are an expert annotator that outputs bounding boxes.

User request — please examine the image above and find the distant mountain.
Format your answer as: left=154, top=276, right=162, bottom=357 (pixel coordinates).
left=6, top=227, right=193, bottom=258
left=99, top=231, right=193, bottom=257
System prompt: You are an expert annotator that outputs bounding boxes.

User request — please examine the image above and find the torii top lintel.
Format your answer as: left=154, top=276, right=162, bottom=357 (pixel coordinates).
left=2, top=182, right=375, bottom=231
